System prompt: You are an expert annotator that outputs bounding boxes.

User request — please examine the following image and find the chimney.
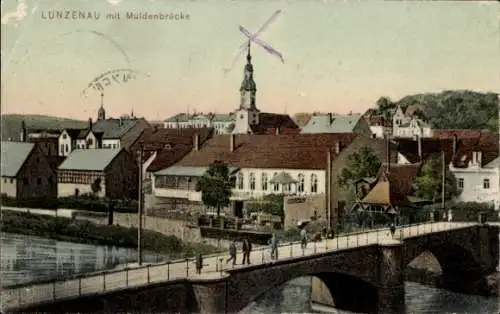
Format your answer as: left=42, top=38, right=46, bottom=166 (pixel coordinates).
left=20, top=120, right=27, bottom=142
left=230, top=134, right=235, bottom=152
left=452, top=134, right=458, bottom=154
left=417, top=135, right=422, bottom=161
left=193, top=133, right=199, bottom=151
left=335, top=141, right=340, bottom=154
left=88, top=117, right=93, bottom=129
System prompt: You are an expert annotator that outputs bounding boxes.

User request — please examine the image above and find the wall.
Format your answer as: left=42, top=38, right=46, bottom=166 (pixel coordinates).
left=233, top=168, right=325, bottom=197
left=283, top=194, right=325, bottom=230
left=58, top=182, right=105, bottom=198
left=102, top=139, right=120, bottom=149
left=451, top=166, right=500, bottom=209
left=58, top=130, right=72, bottom=156
left=105, top=150, right=139, bottom=200
left=1, top=177, right=17, bottom=197
left=17, top=145, right=57, bottom=200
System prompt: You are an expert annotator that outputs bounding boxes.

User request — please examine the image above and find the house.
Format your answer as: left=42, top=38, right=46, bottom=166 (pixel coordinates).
left=58, top=120, right=101, bottom=156
left=152, top=131, right=398, bottom=226
left=365, top=115, right=390, bottom=139
left=392, top=104, right=433, bottom=138
left=57, top=148, right=139, bottom=200
left=19, top=121, right=61, bottom=157
left=58, top=96, right=151, bottom=156
left=354, top=163, right=423, bottom=225
left=300, top=113, right=372, bottom=137
left=396, top=131, right=500, bottom=209
left=1, top=141, right=57, bottom=200
left=164, top=112, right=235, bottom=135
left=449, top=132, right=499, bottom=209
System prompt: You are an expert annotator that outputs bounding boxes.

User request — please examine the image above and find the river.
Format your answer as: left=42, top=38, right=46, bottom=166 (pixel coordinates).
left=1, top=232, right=498, bottom=313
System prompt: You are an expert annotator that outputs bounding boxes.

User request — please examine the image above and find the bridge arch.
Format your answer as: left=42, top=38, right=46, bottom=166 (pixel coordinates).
left=240, top=273, right=378, bottom=314
left=404, top=236, right=489, bottom=295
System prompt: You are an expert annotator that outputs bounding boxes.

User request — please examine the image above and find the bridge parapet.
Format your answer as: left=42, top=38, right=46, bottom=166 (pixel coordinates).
left=3, top=221, right=496, bottom=314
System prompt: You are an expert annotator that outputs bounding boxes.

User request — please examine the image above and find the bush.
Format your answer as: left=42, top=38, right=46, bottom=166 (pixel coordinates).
left=449, top=202, right=499, bottom=222
left=0, top=211, right=223, bottom=258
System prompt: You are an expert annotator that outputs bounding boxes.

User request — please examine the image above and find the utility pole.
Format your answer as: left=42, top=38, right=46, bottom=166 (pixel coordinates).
left=441, top=150, right=446, bottom=212
left=137, top=143, right=144, bottom=266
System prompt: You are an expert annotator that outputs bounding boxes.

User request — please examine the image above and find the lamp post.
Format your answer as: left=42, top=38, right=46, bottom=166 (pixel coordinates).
left=137, top=143, right=144, bottom=266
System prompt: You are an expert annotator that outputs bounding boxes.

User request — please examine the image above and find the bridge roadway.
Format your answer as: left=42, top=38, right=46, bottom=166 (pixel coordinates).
left=0, top=221, right=485, bottom=311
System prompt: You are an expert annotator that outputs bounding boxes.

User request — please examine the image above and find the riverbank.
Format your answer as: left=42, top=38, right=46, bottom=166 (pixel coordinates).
left=0, top=211, right=224, bottom=258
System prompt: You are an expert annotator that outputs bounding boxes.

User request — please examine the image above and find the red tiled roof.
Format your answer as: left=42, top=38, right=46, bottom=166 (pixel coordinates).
left=143, top=128, right=215, bottom=172
left=395, top=138, right=456, bottom=164
left=451, top=132, right=499, bottom=168
left=432, top=129, right=482, bottom=139
left=265, top=127, right=302, bottom=135
left=249, top=113, right=298, bottom=134
left=174, top=133, right=358, bottom=170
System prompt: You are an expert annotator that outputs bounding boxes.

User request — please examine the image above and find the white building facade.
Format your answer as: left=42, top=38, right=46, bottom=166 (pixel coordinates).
left=450, top=155, right=500, bottom=210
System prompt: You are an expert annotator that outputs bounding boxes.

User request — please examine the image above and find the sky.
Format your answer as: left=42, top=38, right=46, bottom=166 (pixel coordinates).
left=1, top=0, right=498, bottom=121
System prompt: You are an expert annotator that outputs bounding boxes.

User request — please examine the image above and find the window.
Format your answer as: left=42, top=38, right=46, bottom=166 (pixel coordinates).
left=310, top=174, right=318, bottom=193
left=236, top=173, right=244, bottom=189
left=249, top=173, right=255, bottom=190
left=297, top=174, right=305, bottom=193
left=60, top=144, right=64, bottom=153
left=23, top=177, right=29, bottom=185
left=48, top=176, right=52, bottom=185
left=37, top=178, right=42, bottom=185
left=65, top=144, right=69, bottom=153
left=457, top=178, right=464, bottom=189
left=272, top=172, right=280, bottom=192
left=283, top=184, right=291, bottom=193
left=483, top=179, right=490, bottom=189
left=3, top=178, right=6, bottom=183
left=10, top=179, right=14, bottom=184
left=62, top=134, right=67, bottom=139
left=113, top=144, right=117, bottom=149
left=261, top=173, right=268, bottom=191
left=88, top=138, right=93, bottom=145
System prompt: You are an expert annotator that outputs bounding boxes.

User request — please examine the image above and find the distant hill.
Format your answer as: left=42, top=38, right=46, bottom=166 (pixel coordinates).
left=1, top=114, right=87, bottom=141
left=369, top=90, right=499, bottom=131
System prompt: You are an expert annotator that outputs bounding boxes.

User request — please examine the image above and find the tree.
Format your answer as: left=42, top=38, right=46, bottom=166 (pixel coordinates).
left=337, top=147, right=382, bottom=189
left=196, top=161, right=235, bottom=217
left=376, top=96, right=395, bottom=113
left=412, top=155, right=458, bottom=204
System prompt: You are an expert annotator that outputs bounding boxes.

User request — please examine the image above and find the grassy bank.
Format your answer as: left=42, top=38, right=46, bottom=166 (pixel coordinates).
left=1, top=211, right=223, bottom=258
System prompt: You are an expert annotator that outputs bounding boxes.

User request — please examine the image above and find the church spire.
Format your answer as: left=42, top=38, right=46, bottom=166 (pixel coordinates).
left=239, top=42, right=257, bottom=110
left=98, top=92, right=106, bottom=121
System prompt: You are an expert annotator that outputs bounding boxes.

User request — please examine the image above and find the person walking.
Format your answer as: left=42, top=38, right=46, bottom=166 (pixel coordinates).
left=195, top=252, right=203, bottom=274
left=242, top=238, right=252, bottom=265
left=390, top=223, right=396, bottom=238
left=269, top=233, right=279, bottom=260
left=226, top=241, right=237, bottom=266
left=300, top=228, right=308, bottom=249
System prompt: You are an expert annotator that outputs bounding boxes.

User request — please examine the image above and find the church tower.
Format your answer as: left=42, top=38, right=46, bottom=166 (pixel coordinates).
left=97, top=92, right=106, bottom=121
left=233, top=44, right=260, bottom=134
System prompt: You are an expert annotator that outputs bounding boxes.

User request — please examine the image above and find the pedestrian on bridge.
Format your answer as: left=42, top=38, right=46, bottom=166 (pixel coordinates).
left=242, top=238, right=252, bottom=265
left=390, top=223, right=396, bottom=238
left=269, top=233, right=279, bottom=260
left=226, top=241, right=237, bottom=265
left=300, top=228, right=308, bottom=249
left=195, top=252, right=203, bottom=274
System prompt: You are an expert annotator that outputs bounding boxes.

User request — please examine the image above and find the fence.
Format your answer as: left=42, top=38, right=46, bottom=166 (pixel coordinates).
left=0, top=221, right=485, bottom=311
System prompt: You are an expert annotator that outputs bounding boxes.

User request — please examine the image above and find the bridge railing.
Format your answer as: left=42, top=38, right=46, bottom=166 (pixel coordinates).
left=0, top=221, right=483, bottom=310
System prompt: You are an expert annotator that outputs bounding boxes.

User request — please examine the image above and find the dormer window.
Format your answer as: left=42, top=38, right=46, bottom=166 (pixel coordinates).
left=62, top=134, right=67, bottom=139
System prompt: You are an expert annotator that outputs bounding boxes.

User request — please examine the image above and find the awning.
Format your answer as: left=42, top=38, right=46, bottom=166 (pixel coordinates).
left=270, top=171, right=297, bottom=185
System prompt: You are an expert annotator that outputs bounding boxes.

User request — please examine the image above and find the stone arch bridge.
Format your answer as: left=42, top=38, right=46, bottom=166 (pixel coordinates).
left=6, top=223, right=499, bottom=314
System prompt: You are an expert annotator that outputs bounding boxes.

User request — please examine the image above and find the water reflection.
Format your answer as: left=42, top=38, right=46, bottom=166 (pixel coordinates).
left=1, top=233, right=165, bottom=286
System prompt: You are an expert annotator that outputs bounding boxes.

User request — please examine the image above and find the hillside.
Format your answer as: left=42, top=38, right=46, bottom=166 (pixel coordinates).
left=1, top=114, right=87, bottom=141
left=371, top=90, right=498, bottom=131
